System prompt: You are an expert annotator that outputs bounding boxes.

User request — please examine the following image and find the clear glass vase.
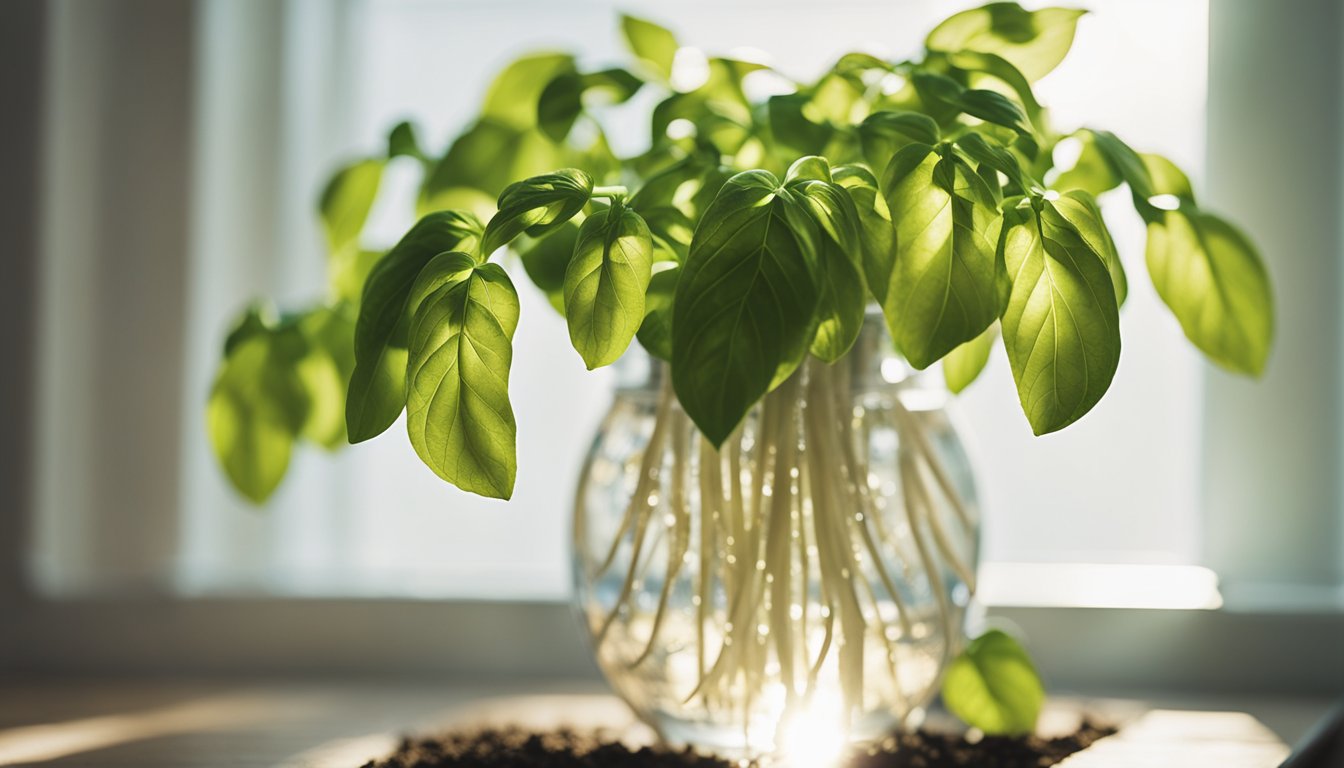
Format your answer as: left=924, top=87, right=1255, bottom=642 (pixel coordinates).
left=572, top=312, right=979, bottom=760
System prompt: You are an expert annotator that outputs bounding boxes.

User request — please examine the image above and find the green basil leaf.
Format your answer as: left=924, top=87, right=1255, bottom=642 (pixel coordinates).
left=223, top=302, right=276, bottom=356
left=1146, top=205, right=1273, bottom=375
left=207, top=325, right=309, bottom=503
left=947, top=49, right=1044, bottom=130
left=419, top=119, right=564, bottom=218
left=1052, top=130, right=1120, bottom=197
left=1086, top=129, right=1155, bottom=204
left=406, top=254, right=520, bottom=499
left=518, top=219, right=580, bottom=314
left=672, top=170, right=822, bottom=446
left=912, top=71, right=1032, bottom=138
left=882, top=143, right=1001, bottom=369
left=790, top=175, right=867, bottom=362
left=330, top=248, right=384, bottom=306
left=1051, top=190, right=1127, bottom=306
left=768, top=93, right=835, bottom=158
left=621, top=14, right=679, bottom=82
left=296, top=305, right=357, bottom=449
left=1140, top=153, right=1194, bottom=199
left=319, top=158, right=384, bottom=254
left=956, top=131, right=1032, bottom=192
left=942, top=629, right=1045, bottom=736
left=858, top=111, right=942, bottom=172
left=637, top=266, right=679, bottom=361
left=944, top=323, right=996, bottom=394
left=387, top=121, right=424, bottom=161
left=564, top=204, right=654, bottom=369
left=846, top=182, right=899, bottom=312
left=1000, top=200, right=1121, bottom=435
left=927, top=3, right=1086, bottom=82
left=641, top=205, right=694, bottom=263
left=482, top=53, right=576, bottom=129
left=538, top=68, right=643, bottom=142
left=481, top=169, right=593, bottom=255
left=785, top=155, right=834, bottom=185
left=346, top=211, right=483, bottom=443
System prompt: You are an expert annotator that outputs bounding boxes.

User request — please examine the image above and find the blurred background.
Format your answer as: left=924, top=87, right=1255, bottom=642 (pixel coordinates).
left=1, top=0, right=1340, bottom=715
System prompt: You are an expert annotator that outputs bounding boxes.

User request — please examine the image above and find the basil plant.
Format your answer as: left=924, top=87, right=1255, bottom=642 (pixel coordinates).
left=209, top=3, right=1273, bottom=506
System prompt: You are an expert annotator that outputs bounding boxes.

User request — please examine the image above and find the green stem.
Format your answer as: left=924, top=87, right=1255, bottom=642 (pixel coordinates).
left=592, top=185, right=628, bottom=198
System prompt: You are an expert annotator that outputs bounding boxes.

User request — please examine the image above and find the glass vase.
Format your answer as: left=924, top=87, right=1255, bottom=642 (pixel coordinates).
left=572, top=312, right=979, bottom=760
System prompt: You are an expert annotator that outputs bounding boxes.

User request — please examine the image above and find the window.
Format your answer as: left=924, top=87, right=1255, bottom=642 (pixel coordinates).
left=26, top=0, right=1334, bottom=613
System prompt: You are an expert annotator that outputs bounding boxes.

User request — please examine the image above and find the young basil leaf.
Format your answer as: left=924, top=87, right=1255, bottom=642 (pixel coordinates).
left=346, top=211, right=484, bottom=444
left=621, top=14, right=679, bottom=83
left=564, top=203, right=654, bottom=369
left=1051, top=190, right=1127, bottom=306
left=387, top=121, right=424, bottom=162
left=517, top=219, right=580, bottom=315
left=1140, top=153, right=1194, bottom=199
left=1147, top=204, right=1273, bottom=375
left=481, top=169, right=594, bottom=255
left=944, top=323, right=996, bottom=394
left=1086, top=129, right=1156, bottom=207
left=207, top=323, right=309, bottom=503
left=912, top=71, right=1032, bottom=138
left=785, top=155, right=834, bottom=185
left=319, top=158, right=384, bottom=254
left=858, top=111, right=942, bottom=172
left=406, top=254, right=521, bottom=499
left=790, top=176, right=867, bottom=362
left=295, top=305, right=357, bottom=449
left=881, top=143, right=1002, bottom=369
left=1052, top=130, right=1121, bottom=197
left=956, top=131, right=1032, bottom=192
left=1000, top=199, right=1121, bottom=435
left=946, top=49, right=1044, bottom=131
left=672, top=170, right=822, bottom=446
left=637, top=266, right=679, bottom=361
left=942, top=629, right=1045, bottom=736
left=926, top=3, right=1086, bottom=82
left=537, top=68, right=643, bottom=142
left=481, top=53, right=576, bottom=129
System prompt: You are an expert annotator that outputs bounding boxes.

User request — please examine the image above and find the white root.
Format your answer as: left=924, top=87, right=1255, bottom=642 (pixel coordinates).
left=587, top=355, right=975, bottom=744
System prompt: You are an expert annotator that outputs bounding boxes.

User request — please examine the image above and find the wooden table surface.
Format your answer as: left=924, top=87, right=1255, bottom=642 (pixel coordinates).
left=0, top=679, right=1327, bottom=767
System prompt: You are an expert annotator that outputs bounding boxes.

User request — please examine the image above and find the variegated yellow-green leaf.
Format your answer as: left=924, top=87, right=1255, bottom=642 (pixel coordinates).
left=406, top=253, right=521, bottom=499
left=564, top=204, right=654, bottom=369
left=1000, top=200, right=1121, bottom=435
left=882, top=143, right=1002, bottom=369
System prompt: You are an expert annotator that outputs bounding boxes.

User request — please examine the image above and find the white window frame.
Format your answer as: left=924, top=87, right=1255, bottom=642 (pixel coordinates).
left=4, top=0, right=1342, bottom=695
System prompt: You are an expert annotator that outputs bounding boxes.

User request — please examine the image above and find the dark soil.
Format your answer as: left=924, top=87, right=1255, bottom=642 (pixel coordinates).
left=359, top=722, right=1116, bottom=768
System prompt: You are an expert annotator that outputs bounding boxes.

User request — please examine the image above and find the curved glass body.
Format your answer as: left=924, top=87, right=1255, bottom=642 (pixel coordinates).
left=572, top=314, right=979, bottom=759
